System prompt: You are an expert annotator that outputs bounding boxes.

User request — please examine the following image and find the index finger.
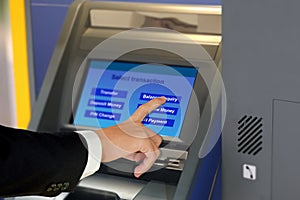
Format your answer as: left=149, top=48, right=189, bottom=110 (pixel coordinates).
left=131, top=97, right=166, bottom=122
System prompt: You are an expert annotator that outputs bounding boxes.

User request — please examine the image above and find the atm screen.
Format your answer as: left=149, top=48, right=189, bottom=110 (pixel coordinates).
left=73, top=60, right=197, bottom=138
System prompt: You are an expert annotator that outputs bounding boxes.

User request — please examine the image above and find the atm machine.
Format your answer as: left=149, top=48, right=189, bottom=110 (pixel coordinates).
left=27, top=1, right=222, bottom=199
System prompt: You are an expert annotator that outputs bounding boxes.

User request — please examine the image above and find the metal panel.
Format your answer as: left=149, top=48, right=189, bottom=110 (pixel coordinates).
left=99, top=0, right=222, bottom=5
left=78, top=174, right=147, bottom=199
left=222, top=0, right=300, bottom=199
left=272, top=100, right=300, bottom=200
left=31, top=0, right=74, bottom=4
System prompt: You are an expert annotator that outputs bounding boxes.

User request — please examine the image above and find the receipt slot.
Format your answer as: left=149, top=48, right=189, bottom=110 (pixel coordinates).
left=28, top=1, right=222, bottom=199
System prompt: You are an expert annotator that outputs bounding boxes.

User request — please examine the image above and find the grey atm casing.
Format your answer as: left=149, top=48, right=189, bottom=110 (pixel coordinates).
left=28, top=1, right=222, bottom=199
left=222, top=0, right=300, bottom=199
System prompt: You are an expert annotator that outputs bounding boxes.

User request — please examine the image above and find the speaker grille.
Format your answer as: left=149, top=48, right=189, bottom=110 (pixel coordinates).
left=237, top=115, right=263, bottom=156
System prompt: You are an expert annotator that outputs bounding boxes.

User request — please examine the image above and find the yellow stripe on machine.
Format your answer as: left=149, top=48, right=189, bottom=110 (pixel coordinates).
left=9, top=0, right=31, bottom=129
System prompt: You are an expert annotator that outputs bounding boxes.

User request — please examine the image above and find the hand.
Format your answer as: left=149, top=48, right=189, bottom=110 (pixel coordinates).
left=96, top=97, right=166, bottom=178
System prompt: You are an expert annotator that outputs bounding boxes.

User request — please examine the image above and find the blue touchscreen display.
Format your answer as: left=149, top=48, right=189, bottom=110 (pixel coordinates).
left=73, top=60, right=197, bottom=138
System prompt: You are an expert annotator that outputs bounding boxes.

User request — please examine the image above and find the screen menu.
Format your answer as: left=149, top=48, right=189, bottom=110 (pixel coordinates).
left=73, top=60, right=197, bottom=138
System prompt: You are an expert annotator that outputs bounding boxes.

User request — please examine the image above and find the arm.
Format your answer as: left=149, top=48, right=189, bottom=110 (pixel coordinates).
left=0, top=97, right=165, bottom=197
left=0, top=125, right=88, bottom=198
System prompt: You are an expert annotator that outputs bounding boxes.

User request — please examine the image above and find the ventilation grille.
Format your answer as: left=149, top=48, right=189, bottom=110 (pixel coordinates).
left=237, top=115, right=263, bottom=156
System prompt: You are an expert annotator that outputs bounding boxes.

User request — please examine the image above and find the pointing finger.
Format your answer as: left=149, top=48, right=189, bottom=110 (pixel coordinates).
left=131, top=97, right=166, bottom=122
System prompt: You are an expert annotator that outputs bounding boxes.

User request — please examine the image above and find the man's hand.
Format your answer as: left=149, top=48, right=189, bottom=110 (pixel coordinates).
left=96, top=97, right=166, bottom=178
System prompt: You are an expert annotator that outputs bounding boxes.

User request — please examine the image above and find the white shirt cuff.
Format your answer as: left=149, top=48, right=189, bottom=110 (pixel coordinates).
left=76, top=130, right=102, bottom=180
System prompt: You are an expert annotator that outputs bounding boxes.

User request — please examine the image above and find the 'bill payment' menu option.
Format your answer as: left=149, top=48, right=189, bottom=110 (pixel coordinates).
left=142, top=117, right=175, bottom=127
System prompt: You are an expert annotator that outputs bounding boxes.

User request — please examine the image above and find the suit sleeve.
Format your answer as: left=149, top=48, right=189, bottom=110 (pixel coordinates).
left=0, top=125, right=88, bottom=198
